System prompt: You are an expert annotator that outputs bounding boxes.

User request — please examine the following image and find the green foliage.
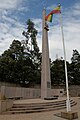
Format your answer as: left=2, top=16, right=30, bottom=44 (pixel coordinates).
left=51, top=59, right=65, bottom=86
left=70, top=49, right=80, bottom=85
left=22, top=19, right=40, bottom=63
left=22, top=19, right=41, bottom=85
left=0, top=18, right=80, bottom=87
left=0, top=39, right=40, bottom=86
left=51, top=49, right=80, bottom=86
left=71, top=49, right=79, bottom=63
left=0, top=19, right=41, bottom=86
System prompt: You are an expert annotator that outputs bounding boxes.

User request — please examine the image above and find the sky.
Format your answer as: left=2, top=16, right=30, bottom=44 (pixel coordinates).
left=0, top=0, right=80, bottom=62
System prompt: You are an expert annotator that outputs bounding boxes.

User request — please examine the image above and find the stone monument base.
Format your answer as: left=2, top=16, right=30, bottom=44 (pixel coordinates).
left=61, top=111, right=78, bottom=120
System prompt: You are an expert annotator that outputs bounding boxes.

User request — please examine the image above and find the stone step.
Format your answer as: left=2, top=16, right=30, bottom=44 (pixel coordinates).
left=12, top=99, right=74, bottom=108
left=10, top=102, right=76, bottom=111
left=10, top=104, right=66, bottom=111
left=10, top=101, right=76, bottom=111
left=12, top=99, right=73, bottom=108
left=4, top=106, right=66, bottom=114
left=12, top=101, right=66, bottom=108
left=2, top=99, right=77, bottom=114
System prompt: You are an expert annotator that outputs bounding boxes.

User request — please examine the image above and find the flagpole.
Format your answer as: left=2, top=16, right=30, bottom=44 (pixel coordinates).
left=60, top=12, right=71, bottom=112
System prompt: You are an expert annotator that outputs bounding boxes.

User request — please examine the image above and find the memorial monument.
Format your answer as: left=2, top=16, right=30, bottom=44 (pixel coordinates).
left=41, top=8, right=51, bottom=99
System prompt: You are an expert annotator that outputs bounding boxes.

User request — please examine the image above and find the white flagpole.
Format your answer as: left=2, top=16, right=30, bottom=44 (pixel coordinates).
left=60, top=12, right=71, bottom=112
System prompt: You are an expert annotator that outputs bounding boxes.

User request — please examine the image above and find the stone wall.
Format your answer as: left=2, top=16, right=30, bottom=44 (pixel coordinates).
left=0, top=100, right=13, bottom=113
left=52, top=85, right=80, bottom=97
left=0, top=86, right=64, bottom=99
left=1, top=84, right=80, bottom=97
left=69, top=85, right=80, bottom=97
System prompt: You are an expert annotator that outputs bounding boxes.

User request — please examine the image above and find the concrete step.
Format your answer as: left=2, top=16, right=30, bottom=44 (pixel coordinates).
left=13, top=99, right=66, bottom=107
left=10, top=103, right=66, bottom=111
left=2, top=99, right=77, bottom=114
left=12, top=99, right=73, bottom=108
left=3, top=106, right=66, bottom=114
left=12, top=101, right=66, bottom=108
left=10, top=100, right=76, bottom=111
left=12, top=99, right=74, bottom=108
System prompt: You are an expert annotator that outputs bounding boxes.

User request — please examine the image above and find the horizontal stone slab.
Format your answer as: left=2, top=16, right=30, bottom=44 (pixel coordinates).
left=61, top=111, right=78, bottom=120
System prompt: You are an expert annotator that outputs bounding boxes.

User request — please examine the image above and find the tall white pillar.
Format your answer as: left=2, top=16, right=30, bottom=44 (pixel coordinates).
left=41, top=8, right=51, bottom=99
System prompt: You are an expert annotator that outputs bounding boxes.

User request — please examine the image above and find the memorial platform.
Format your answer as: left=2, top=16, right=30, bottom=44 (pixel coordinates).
left=2, top=97, right=76, bottom=114
left=0, top=97, right=79, bottom=120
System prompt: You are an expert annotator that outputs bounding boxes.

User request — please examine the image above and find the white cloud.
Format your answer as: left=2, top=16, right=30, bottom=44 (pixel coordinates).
left=0, top=1, right=80, bottom=63
left=0, top=0, right=23, bottom=10
left=0, top=15, right=25, bottom=55
left=49, top=21, right=80, bottom=62
left=33, top=2, right=80, bottom=62
left=46, top=4, right=57, bottom=11
left=0, top=0, right=28, bottom=54
left=32, top=18, right=42, bottom=33
left=0, top=31, right=24, bottom=55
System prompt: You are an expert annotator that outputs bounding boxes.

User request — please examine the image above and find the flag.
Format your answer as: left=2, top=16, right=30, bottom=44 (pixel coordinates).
left=45, top=13, right=53, bottom=22
left=45, top=5, right=61, bottom=22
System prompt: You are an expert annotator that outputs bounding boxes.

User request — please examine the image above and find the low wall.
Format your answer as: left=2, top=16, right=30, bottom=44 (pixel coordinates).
left=1, top=85, right=80, bottom=97
left=51, top=89, right=64, bottom=97
left=1, top=86, right=64, bottom=99
left=0, top=100, right=13, bottom=113
left=69, top=85, right=80, bottom=97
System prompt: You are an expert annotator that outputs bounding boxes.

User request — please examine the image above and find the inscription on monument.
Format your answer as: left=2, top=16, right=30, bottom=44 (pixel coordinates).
left=47, top=81, right=51, bottom=88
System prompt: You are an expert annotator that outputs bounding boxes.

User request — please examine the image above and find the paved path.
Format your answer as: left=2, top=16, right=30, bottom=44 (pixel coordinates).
left=0, top=97, right=80, bottom=120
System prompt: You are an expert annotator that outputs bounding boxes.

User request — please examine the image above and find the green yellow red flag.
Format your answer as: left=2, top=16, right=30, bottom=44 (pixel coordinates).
left=45, top=5, right=61, bottom=22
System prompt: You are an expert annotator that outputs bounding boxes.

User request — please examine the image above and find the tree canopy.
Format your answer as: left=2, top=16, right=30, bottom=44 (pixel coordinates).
left=0, top=19, right=80, bottom=87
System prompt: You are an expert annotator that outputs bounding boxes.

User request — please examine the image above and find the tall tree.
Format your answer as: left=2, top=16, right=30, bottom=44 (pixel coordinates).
left=70, top=49, right=80, bottom=85
left=22, top=19, right=41, bottom=84
left=22, top=19, right=40, bottom=64
left=0, top=19, right=41, bottom=86
left=51, top=59, right=66, bottom=86
left=0, top=40, right=34, bottom=85
left=71, top=49, right=79, bottom=64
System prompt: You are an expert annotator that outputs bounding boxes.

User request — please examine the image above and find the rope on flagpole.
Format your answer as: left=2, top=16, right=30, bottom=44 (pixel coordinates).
left=59, top=10, right=71, bottom=112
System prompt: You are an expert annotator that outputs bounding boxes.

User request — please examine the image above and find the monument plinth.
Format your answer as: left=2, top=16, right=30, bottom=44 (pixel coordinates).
left=61, top=111, right=78, bottom=120
left=41, top=8, right=51, bottom=99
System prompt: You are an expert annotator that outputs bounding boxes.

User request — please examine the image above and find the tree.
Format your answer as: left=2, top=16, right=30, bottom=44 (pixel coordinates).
left=51, top=59, right=66, bottom=86
left=22, top=19, right=40, bottom=63
left=0, top=40, right=34, bottom=85
left=71, top=49, right=79, bottom=64
left=0, top=19, right=41, bottom=86
left=22, top=19, right=41, bottom=85
left=70, top=49, right=80, bottom=85
left=2, top=40, right=24, bottom=61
